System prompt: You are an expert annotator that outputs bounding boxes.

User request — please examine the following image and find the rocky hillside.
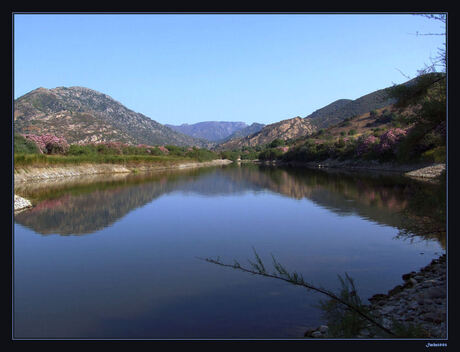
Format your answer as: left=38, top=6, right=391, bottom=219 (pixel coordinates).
left=306, top=88, right=396, bottom=129
left=218, top=116, right=315, bottom=149
left=14, top=86, right=209, bottom=147
left=217, top=83, right=399, bottom=150
left=165, top=121, right=249, bottom=142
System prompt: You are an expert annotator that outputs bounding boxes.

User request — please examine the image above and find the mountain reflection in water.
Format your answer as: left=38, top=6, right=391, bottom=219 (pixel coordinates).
left=14, top=164, right=445, bottom=248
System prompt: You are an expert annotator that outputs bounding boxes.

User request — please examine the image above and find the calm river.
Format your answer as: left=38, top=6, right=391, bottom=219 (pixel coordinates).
left=13, top=164, right=446, bottom=339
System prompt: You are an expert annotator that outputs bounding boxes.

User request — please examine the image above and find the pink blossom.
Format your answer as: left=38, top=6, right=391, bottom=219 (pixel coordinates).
left=158, top=146, right=169, bottom=154
left=356, top=135, right=379, bottom=156
left=277, top=146, right=289, bottom=153
left=22, top=134, right=69, bottom=154
left=376, top=128, right=407, bottom=154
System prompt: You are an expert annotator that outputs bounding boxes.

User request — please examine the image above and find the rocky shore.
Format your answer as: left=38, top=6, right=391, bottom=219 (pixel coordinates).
left=261, top=159, right=446, bottom=180
left=365, top=254, right=447, bottom=339
left=305, top=254, right=447, bottom=339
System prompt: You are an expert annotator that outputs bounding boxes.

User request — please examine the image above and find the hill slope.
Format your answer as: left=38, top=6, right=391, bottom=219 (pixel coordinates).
left=218, top=83, right=398, bottom=149
left=14, top=86, right=209, bottom=147
left=307, top=88, right=396, bottom=129
left=218, top=116, right=315, bottom=149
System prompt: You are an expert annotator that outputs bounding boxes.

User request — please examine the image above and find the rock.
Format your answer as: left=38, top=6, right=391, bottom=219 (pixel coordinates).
left=408, top=278, right=417, bottom=286
left=319, top=325, right=329, bottom=334
left=425, top=287, right=446, bottom=299
left=14, top=194, right=32, bottom=211
left=388, top=285, right=403, bottom=296
left=369, top=293, right=387, bottom=302
left=311, top=331, right=323, bottom=338
left=304, top=328, right=316, bottom=337
left=402, top=272, right=416, bottom=281
left=422, top=312, right=444, bottom=324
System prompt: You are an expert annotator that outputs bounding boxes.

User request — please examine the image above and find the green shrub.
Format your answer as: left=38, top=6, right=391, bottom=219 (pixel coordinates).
left=421, top=146, right=446, bottom=163
left=258, top=148, right=283, bottom=161
left=14, top=134, right=40, bottom=154
left=269, top=138, right=285, bottom=148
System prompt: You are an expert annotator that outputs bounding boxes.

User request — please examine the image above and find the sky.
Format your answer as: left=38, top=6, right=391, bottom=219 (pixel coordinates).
left=13, top=13, right=446, bottom=126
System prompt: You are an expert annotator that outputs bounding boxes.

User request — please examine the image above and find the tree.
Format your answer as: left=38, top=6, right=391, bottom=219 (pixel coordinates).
left=386, top=14, right=446, bottom=161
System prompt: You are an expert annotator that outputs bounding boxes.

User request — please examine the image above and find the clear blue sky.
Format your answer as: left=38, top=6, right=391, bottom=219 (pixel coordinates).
left=13, top=13, right=446, bottom=126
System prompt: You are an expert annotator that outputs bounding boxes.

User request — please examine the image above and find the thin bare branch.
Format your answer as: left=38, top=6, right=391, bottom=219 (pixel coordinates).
left=197, top=254, right=397, bottom=337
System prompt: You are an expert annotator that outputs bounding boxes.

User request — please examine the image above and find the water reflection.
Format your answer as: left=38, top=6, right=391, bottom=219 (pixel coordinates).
left=14, top=164, right=446, bottom=247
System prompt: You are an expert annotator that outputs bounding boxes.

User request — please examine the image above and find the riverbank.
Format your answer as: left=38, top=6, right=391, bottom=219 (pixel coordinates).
left=305, top=254, right=447, bottom=339
left=13, top=159, right=232, bottom=211
left=14, top=159, right=233, bottom=184
left=364, top=254, right=447, bottom=339
left=258, top=159, right=446, bottom=180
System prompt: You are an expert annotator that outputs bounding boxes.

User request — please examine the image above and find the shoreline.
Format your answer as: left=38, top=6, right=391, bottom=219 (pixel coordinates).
left=365, top=254, right=447, bottom=339
left=305, top=254, right=447, bottom=339
left=13, top=159, right=232, bottom=211
left=257, top=159, right=446, bottom=180
left=14, top=159, right=233, bottom=184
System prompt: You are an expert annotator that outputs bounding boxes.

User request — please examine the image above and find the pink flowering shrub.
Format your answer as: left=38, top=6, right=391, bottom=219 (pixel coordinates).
left=158, top=146, right=169, bottom=154
left=22, top=134, right=69, bottom=154
left=277, top=146, right=290, bottom=153
left=376, top=128, right=407, bottom=155
left=356, top=135, right=379, bottom=156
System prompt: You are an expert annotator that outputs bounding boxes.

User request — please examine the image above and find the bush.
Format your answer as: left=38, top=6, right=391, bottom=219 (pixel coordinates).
left=421, top=146, right=446, bottom=163
left=258, top=148, right=283, bottom=161
left=14, top=134, right=40, bottom=154
left=22, top=134, right=69, bottom=154
left=220, top=150, right=240, bottom=161
left=185, top=148, right=218, bottom=162
left=269, top=138, right=285, bottom=148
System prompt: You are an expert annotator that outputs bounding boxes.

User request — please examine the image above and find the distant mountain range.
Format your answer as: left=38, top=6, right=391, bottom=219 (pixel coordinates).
left=165, top=121, right=257, bottom=142
left=14, top=86, right=210, bottom=147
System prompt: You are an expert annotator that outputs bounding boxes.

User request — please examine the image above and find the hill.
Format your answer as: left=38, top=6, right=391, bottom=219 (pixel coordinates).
left=218, top=116, right=315, bottom=150
left=14, top=86, right=209, bottom=147
left=307, top=89, right=396, bottom=129
left=217, top=83, right=398, bottom=150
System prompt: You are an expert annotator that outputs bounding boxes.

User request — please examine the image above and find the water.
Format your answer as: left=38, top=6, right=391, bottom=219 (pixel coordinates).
left=13, top=164, right=446, bottom=339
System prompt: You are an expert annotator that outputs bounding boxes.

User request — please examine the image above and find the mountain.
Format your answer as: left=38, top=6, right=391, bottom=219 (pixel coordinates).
left=165, top=121, right=249, bottom=142
left=221, top=123, right=265, bottom=142
left=218, top=116, right=315, bottom=150
left=218, top=84, right=398, bottom=149
left=14, top=86, right=209, bottom=147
